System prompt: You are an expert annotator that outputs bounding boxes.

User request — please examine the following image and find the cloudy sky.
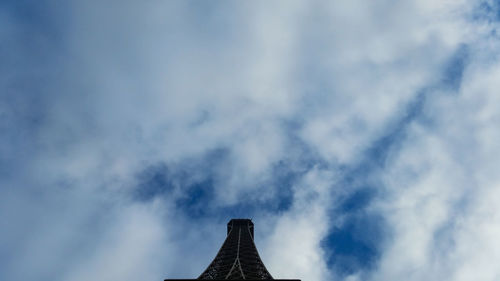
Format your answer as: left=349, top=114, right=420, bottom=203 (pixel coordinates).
left=2, top=1, right=500, bottom=281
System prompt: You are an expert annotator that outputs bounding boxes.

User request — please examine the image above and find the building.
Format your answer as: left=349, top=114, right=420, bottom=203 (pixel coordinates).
left=164, top=218, right=300, bottom=281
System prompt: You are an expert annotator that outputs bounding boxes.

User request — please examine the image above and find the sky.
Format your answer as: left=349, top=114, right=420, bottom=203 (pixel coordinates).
left=1, top=1, right=500, bottom=281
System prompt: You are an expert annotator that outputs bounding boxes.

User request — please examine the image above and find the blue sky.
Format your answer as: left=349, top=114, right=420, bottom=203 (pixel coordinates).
left=2, top=1, right=500, bottom=281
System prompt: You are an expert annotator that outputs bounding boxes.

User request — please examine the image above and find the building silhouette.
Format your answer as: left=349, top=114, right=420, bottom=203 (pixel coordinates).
left=164, top=218, right=300, bottom=281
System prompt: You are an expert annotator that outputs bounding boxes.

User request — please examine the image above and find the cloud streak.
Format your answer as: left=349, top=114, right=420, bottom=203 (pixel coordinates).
left=2, top=1, right=500, bottom=281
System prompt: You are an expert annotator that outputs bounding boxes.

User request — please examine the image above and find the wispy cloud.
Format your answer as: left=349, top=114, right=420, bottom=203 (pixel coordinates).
left=1, top=1, right=500, bottom=281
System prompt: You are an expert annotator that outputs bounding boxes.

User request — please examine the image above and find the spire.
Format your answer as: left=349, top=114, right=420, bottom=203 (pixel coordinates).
left=198, top=219, right=273, bottom=280
left=164, top=219, right=300, bottom=281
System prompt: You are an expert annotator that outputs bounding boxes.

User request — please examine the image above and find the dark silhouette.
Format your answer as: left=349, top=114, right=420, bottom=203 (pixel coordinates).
left=164, top=218, right=300, bottom=281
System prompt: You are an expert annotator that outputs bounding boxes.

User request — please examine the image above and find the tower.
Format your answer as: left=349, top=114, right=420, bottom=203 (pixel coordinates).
left=198, top=219, right=272, bottom=280
left=164, top=219, right=300, bottom=281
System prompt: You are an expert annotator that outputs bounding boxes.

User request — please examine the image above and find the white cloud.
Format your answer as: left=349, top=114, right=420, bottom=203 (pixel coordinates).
left=2, top=1, right=500, bottom=281
left=263, top=167, right=334, bottom=281
left=369, top=20, right=500, bottom=280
